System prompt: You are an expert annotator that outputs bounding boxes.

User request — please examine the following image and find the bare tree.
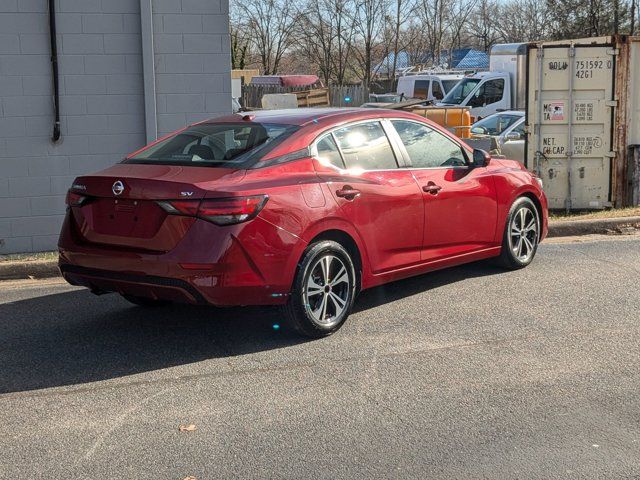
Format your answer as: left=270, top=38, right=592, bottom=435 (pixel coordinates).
left=297, top=0, right=356, bottom=85
left=229, top=0, right=638, bottom=87
left=467, top=0, right=502, bottom=51
left=446, top=0, right=477, bottom=57
left=545, top=0, right=630, bottom=38
left=389, top=0, right=417, bottom=77
left=495, top=0, right=549, bottom=42
left=417, top=0, right=448, bottom=65
left=234, top=0, right=299, bottom=75
left=351, top=0, right=389, bottom=87
left=230, top=28, right=249, bottom=70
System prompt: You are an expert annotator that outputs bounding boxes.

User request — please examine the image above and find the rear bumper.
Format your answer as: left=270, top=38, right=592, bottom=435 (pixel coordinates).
left=58, top=211, right=305, bottom=306
left=58, top=255, right=292, bottom=306
left=60, top=264, right=208, bottom=304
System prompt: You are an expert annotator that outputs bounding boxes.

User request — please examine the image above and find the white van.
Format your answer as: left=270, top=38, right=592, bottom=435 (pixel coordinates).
left=396, top=74, right=463, bottom=102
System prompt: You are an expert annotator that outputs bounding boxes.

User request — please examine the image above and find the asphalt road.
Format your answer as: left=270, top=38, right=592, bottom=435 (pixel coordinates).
left=1, top=235, right=639, bottom=479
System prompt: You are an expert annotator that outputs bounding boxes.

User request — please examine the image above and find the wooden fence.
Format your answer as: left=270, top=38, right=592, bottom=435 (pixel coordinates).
left=241, top=84, right=368, bottom=109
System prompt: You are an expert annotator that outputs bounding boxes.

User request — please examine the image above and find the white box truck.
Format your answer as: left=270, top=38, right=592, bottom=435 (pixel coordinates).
left=438, top=43, right=527, bottom=119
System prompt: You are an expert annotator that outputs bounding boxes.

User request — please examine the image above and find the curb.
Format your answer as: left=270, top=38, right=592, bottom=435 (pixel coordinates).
left=547, top=215, right=640, bottom=238
left=0, top=260, right=60, bottom=281
left=0, top=216, right=639, bottom=281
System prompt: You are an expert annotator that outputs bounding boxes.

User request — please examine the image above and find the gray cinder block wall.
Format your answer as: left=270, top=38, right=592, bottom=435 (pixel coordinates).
left=0, top=0, right=231, bottom=254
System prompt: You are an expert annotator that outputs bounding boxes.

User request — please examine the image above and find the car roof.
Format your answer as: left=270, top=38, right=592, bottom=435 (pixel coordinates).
left=205, top=107, right=470, bottom=161
left=206, top=108, right=406, bottom=127
left=398, top=75, right=437, bottom=80
left=398, top=74, right=461, bottom=81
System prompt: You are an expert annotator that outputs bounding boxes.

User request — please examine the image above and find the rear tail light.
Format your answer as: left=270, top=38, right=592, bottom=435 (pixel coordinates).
left=66, top=190, right=88, bottom=207
left=156, top=195, right=268, bottom=226
left=155, top=200, right=199, bottom=216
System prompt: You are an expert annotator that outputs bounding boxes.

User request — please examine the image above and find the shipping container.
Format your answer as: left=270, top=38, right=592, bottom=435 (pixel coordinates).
left=525, top=36, right=640, bottom=210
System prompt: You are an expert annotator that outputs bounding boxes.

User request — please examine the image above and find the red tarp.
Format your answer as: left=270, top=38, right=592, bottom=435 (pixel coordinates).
left=250, top=75, right=321, bottom=87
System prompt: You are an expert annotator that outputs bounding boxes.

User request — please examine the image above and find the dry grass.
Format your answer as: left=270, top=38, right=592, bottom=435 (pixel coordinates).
left=549, top=206, right=640, bottom=222
left=0, top=251, right=58, bottom=263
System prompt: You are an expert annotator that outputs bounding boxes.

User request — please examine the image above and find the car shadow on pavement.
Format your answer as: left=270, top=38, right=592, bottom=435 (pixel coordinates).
left=0, top=261, right=503, bottom=394
left=353, top=260, right=503, bottom=314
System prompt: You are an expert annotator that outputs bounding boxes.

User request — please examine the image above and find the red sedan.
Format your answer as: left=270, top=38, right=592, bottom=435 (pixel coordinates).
left=59, top=108, right=548, bottom=338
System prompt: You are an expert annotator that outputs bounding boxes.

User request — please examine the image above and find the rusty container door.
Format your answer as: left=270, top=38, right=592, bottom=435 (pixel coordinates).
left=527, top=38, right=616, bottom=210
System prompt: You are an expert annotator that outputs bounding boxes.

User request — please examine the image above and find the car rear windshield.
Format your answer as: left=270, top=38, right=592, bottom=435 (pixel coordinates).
left=125, top=122, right=299, bottom=167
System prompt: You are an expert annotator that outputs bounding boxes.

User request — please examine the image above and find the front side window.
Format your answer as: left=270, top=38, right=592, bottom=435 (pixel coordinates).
left=333, top=122, right=398, bottom=170
left=126, top=123, right=298, bottom=167
left=468, top=79, right=505, bottom=107
left=392, top=120, right=467, bottom=168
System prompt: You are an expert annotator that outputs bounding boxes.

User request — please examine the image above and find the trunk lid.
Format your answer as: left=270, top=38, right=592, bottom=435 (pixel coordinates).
left=69, top=163, right=245, bottom=252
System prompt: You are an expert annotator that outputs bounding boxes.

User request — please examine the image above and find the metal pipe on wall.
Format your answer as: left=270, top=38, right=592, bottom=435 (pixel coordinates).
left=48, top=0, right=61, bottom=142
left=140, top=0, right=158, bottom=143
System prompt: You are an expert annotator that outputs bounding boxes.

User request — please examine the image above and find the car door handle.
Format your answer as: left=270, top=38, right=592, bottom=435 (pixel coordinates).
left=336, top=186, right=361, bottom=200
left=422, top=184, right=442, bottom=195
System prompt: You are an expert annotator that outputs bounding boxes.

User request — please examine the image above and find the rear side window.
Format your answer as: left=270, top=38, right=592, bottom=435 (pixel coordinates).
left=126, top=122, right=299, bottom=167
left=333, top=122, right=398, bottom=170
left=413, top=80, right=430, bottom=99
left=392, top=120, right=467, bottom=168
left=315, top=134, right=344, bottom=169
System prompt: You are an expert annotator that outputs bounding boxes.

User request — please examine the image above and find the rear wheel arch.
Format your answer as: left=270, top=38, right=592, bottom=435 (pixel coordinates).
left=306, top=229, right=363, bottom=293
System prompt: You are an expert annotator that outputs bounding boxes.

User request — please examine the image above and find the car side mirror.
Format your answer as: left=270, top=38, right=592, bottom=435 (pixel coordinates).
left=472, top=149, right=491, bottom=167
left=505, top=132, right=522, bottom=141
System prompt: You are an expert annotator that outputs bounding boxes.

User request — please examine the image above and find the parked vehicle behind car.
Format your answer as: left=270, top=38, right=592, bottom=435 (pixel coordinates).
left=470, top=110, right=525, bottom=162
left=438, top=44, right=526, bottom=119
left=396, top=74, right=463, bottom=102
left=58, top=108, right=548, bottom=338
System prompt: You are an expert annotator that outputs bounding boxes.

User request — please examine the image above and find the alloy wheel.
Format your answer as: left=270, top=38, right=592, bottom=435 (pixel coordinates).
left=508, top=206, right=538, bottom=263
left=303, top=254, right=350, bottom=327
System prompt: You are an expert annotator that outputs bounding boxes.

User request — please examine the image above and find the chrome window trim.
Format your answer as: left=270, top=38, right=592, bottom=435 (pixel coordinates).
left=388, top=118, right=471, bottom=169
left=312, top=132, right=346, bottom=169
left=310, top=118, right=405, bottom=171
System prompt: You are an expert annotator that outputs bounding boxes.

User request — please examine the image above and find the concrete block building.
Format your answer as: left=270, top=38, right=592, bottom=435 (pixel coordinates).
left=0, top=0, right=231, bottom=254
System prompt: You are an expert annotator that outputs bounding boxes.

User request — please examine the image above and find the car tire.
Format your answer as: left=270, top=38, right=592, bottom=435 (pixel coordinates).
left=283, top=240, right=357, bottom=338
left=497, top=196, right=540, bottom=270
left=121, top=294, right=171, bottom=307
